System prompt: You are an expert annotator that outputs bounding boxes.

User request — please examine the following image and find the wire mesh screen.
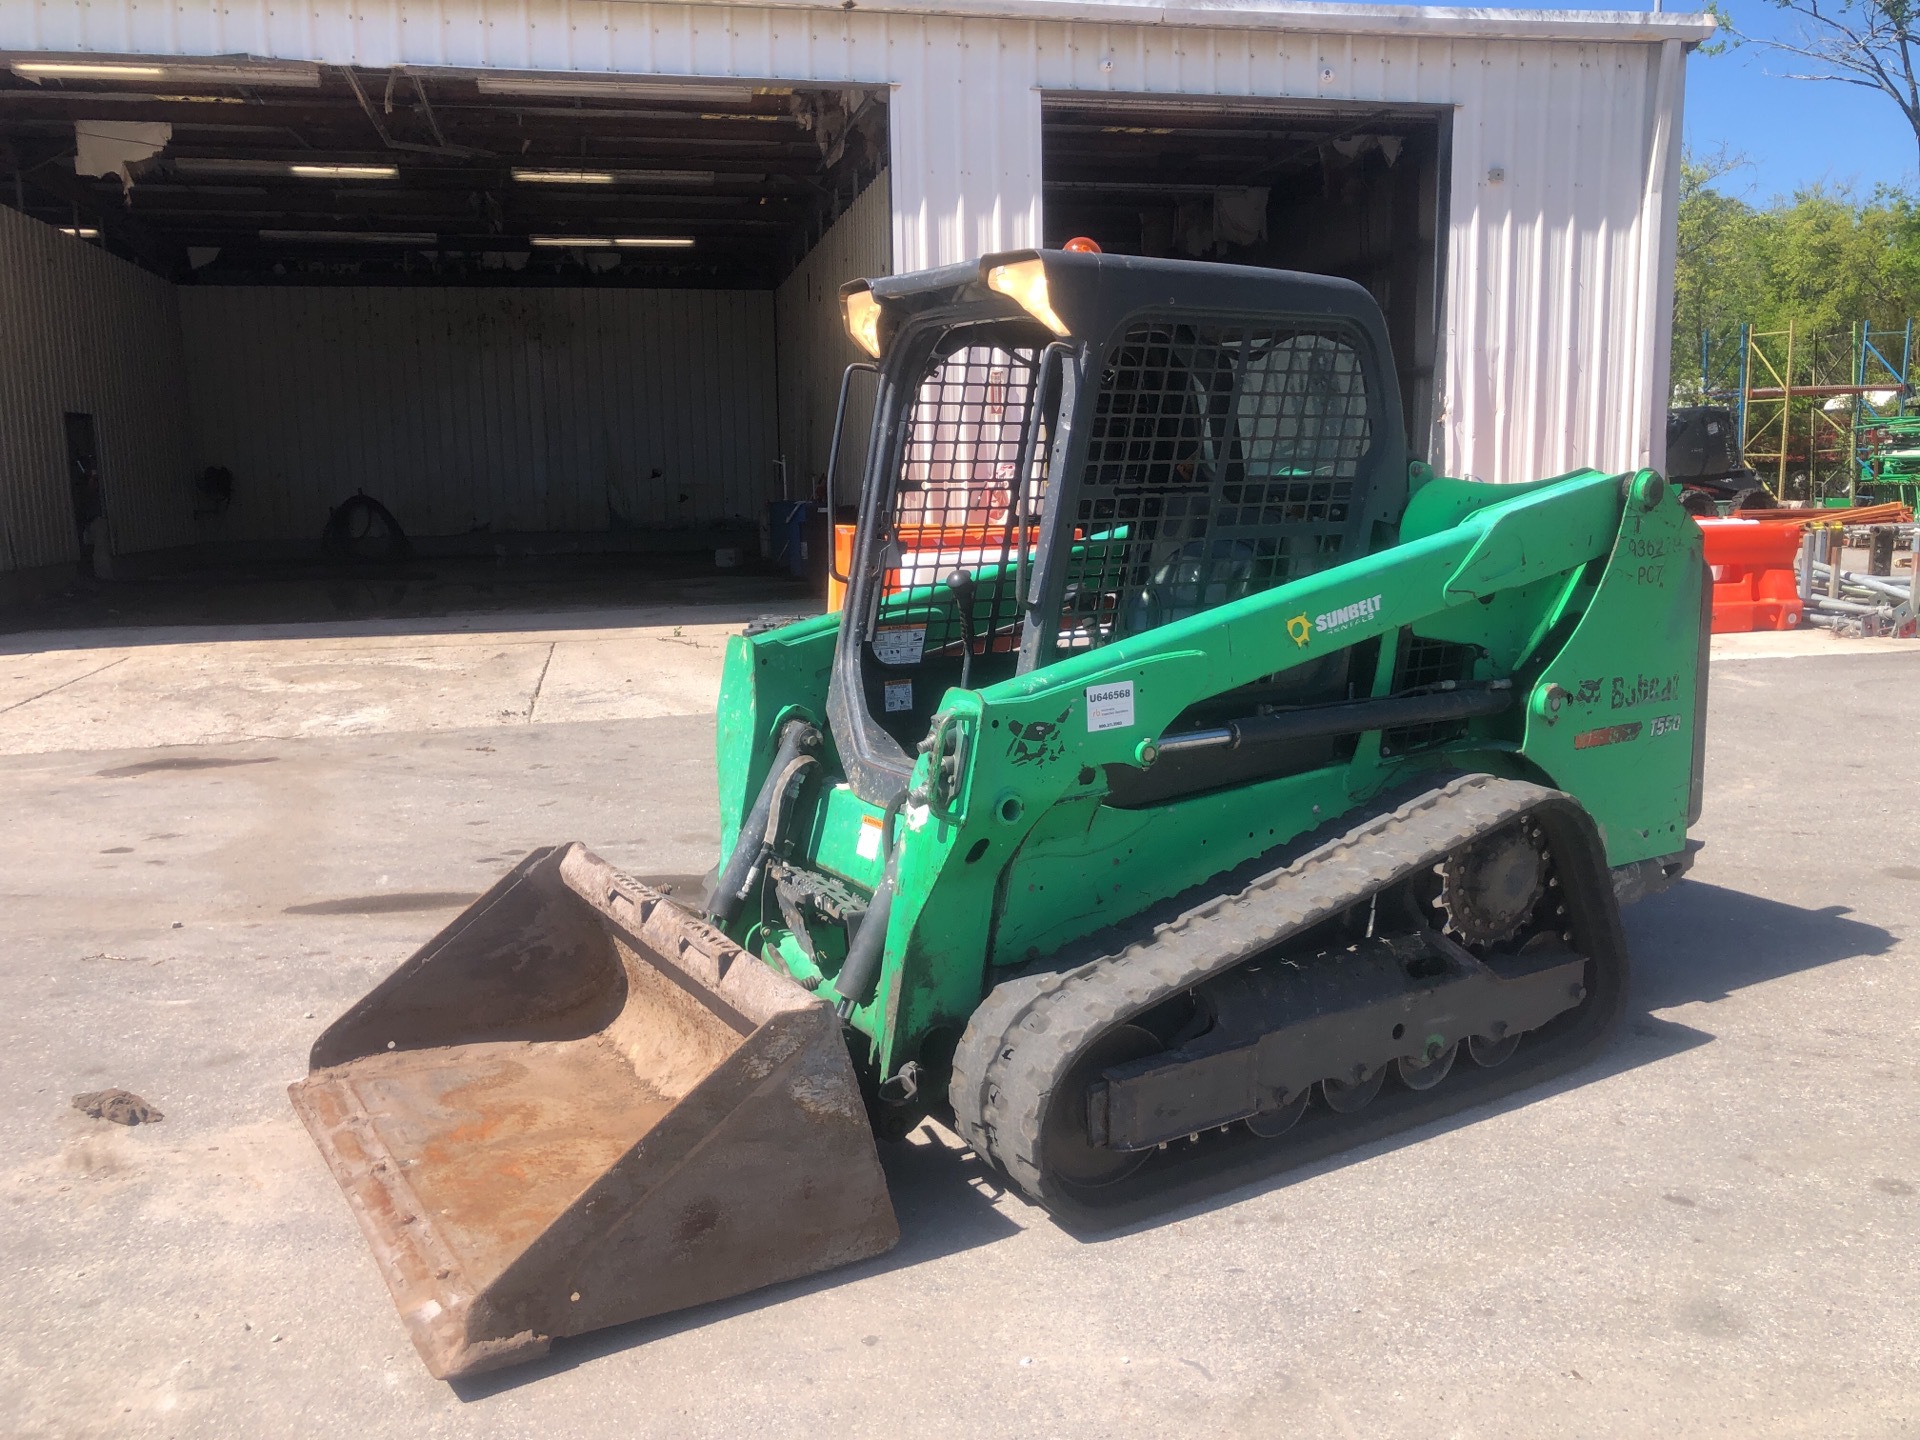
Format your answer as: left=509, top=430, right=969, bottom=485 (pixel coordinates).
left=870, top=342, right=1049, bottom=661
left=1381, top=635, right=1480, bottom=754
left=1058, top=321, right=1373, bottom=652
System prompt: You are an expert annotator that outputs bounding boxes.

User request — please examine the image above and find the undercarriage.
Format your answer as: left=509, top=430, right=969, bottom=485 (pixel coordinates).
left=949, top=774, right=1636, bottom=1222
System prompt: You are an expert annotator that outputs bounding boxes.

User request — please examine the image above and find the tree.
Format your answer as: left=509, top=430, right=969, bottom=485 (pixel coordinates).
left=1668, top=155, right=1920, bottom=393
left=1714, top=0, right=1920, bottom=166
left=1673, top=151, right=1759, bottom=385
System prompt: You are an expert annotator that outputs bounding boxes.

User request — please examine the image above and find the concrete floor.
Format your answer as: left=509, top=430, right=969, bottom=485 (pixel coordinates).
left=0, top=609, right=756, bottom=754
left=2, top=612, right=1917, bottom=1439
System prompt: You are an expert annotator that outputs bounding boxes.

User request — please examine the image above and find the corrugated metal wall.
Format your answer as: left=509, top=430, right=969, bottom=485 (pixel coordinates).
left=1438, top=37, right=1684, bottom=485
left=3, top=0, right=1709, bottom=485
left=774, top=172, right=892, bottom=496
left=0, top=204, right=195, bottom=572
left=179, top=287, right=779, bottom=540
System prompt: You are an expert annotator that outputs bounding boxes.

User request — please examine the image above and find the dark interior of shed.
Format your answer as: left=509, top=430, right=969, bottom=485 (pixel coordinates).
left=1041, top=97, right=1448, bottom=458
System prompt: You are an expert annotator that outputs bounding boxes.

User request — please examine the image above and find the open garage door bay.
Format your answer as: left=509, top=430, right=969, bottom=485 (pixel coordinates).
left=0, top=65, right=889, bottom=579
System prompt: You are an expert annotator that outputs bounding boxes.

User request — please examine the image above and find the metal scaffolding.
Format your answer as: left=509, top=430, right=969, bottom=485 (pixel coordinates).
left=1696, top=319, right=1914, bottom=504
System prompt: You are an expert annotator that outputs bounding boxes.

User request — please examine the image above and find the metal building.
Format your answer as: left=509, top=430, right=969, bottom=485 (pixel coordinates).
left=0, top=0, right=1712, bottom=590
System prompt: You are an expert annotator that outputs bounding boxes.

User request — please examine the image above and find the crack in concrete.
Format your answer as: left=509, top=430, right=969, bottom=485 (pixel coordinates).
left=0, top=655, right=127, bottom=716
left=526, top=641, right=557, bottom=722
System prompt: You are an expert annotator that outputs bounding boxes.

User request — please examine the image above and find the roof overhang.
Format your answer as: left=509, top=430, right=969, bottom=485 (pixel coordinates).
left=1, top=1, right=1719, bottom=73
left=728, top=0, right=1715, bottom=47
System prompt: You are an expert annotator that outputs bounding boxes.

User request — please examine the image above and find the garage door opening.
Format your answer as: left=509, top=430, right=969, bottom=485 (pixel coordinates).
left=0, top=62, right=890, bottom=623
left=1042, top=97, right=1447, bottom=460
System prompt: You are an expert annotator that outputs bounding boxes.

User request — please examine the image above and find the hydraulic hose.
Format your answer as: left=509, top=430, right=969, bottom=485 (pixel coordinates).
left=830, top=789, right=908, bottom=1020
left=707, top=719, right=821, bottom=926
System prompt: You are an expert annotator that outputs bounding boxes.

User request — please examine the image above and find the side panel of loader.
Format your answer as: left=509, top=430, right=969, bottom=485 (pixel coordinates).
left=1520, top=476, right=1706, bottom=855
left=710, top=469, right=1703, bottom=1084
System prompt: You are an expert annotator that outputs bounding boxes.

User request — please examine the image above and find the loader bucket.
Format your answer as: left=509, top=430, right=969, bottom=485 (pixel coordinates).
left=289, top=843, right=899, bottom=1380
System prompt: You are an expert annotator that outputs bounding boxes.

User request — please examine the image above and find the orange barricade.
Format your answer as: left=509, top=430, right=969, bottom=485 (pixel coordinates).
left=829, top=524, right=855, bottom=611
left=1696, top=518, right=1804, bottom=633
left=827, top=523, right=1043, bottom=613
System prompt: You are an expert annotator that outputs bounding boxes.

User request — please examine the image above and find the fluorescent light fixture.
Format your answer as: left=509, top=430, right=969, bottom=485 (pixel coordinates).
left=59, top=226, right=101, bottom=238
left=171, top=159, right=319, bottom=178
left=161, top=62, right=322, bottom=89
left=260, top=229, right=437, bottom=244
left=14, top=62, right=166, bottom=79
left=529, top=235, right=695, bottom=248
left=475, top=75, right=774, bottom=104
left=162, top=159, right=396, bottom=181
left=617, top=169, right=713, bottom=184
left=510, top=167, right=715, bottom=186
left=11, top=58, right=321, bottom=87
left=288, top=163, right=399, bottom=180
left=513, top=168, right=615, bottom=185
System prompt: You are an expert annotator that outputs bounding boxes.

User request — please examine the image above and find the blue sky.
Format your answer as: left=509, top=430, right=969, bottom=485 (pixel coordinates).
left=1495, top=0, right=1915, bottom=202
left=1684, top=1, right=1914, bottom=200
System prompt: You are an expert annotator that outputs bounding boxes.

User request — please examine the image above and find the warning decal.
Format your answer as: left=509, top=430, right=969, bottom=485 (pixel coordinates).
left=872, top=626, right=926, bottom=666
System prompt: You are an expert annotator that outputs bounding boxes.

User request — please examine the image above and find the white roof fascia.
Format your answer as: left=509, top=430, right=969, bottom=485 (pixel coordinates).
left=727, top=0, right=1716, bottom=45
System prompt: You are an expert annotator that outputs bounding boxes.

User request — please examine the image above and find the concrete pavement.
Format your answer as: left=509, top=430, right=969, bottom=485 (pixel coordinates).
left=1, top=614, right=1915, bottom=1439
left=0, top=607, right=775, bottom=753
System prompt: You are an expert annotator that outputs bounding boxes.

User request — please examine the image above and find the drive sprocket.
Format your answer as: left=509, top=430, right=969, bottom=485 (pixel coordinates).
left=1439, top=823, right=1548, bottom=946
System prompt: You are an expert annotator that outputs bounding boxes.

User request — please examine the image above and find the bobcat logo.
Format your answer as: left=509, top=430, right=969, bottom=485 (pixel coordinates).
left=1286, top=613, right=1312, bottom=648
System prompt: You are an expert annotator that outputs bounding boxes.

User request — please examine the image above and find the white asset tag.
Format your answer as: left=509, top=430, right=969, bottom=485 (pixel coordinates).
left=855, top=813, right=885, bottom=861
left=1085, top=680, right=1135, bottom=732
left=872, top=625, right=926, bottom=666
left=883, top=679, right=913, bottom=713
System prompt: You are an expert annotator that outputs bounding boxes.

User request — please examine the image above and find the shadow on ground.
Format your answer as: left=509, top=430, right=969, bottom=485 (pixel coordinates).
left=1626, top=880, right=1898, bottom=1008
left=451, top=1128, right=1021, bottom=1400
left=1058, top=880, right=1896, bottom=1244
left=450, top=879, right=1893, bottom=1397
left=0, top=554, right=817, bottom=648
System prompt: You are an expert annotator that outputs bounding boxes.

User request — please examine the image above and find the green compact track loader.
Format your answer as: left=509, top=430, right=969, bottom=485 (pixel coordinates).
left=293, top=249, right=1708, bottom=1380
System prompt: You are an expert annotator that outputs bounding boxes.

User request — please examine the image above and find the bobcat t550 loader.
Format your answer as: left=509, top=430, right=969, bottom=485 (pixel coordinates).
left=292, top=249, right=1707, bottom=1379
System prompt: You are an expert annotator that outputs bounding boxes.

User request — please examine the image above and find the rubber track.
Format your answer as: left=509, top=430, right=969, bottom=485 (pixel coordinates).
left=949, top=772, right=1625, bottom=1227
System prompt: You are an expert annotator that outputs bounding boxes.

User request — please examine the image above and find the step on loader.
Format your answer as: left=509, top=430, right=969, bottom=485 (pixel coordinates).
left=293, top=248, right=1708, bottom=1379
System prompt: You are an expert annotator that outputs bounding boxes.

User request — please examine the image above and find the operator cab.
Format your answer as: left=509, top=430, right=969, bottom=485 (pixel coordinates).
left=826, top=248, right=1411, bottom=806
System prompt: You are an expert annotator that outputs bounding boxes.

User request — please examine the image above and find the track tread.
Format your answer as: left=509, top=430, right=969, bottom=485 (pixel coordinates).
left=949, top=772, right=1604, bottom=1218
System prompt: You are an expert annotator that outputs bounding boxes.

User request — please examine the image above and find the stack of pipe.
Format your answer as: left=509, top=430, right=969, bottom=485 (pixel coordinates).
left=1736, top=501, right=1914, bottom=528
left=1798, top=527, right=1920, bottom=637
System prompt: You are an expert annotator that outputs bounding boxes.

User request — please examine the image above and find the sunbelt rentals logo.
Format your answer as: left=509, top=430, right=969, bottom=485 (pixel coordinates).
left=1314, top=593, right=1383, bottom=636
